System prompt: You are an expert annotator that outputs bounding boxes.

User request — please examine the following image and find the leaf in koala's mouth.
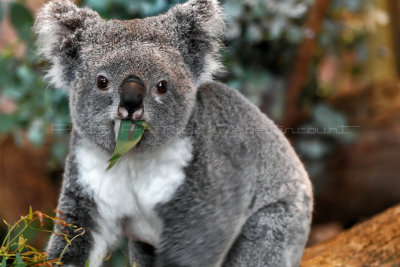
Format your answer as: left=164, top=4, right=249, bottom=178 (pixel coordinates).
left=107, top=120, right=150, bottom=170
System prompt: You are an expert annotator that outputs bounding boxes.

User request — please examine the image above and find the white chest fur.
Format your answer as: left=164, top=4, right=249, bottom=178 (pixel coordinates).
left=75, top=137, right=192, bottom=265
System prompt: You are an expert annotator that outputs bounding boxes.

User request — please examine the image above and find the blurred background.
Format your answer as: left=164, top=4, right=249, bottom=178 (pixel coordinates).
left=1, top=0, right=400, bottom=264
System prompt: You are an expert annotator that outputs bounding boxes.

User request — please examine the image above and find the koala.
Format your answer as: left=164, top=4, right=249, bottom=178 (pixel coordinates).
left=34, top=0, right=313, bottom=266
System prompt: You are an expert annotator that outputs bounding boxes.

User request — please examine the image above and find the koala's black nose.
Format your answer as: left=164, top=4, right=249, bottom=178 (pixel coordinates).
left=118, top=77, right=145, bottom=120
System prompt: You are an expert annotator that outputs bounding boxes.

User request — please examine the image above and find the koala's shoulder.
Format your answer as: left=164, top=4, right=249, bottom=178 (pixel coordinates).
left=196, top=81, right=267, bottom=123
left=197, top=81, right=246, bottom=105
left=195, top=81, right=291, bottom=149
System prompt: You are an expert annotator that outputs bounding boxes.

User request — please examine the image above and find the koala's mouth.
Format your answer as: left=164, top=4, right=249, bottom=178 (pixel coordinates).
left=113, top=119, right=149, bottom=142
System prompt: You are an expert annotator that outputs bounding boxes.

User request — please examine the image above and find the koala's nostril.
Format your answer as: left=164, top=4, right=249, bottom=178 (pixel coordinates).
left=118, top=107, right=129, bottom=119
left=132, top=107, right=143, bottom=120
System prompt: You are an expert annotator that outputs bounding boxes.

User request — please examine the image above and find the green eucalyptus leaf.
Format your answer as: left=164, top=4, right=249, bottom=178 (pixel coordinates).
left=107, top=120, right=149, bottom=170
left=0, top=3, right=3, bottom=25
left=27, top=119, right=45, bottom=146
left=313, top=104, right=347, bottom=130
left=0, top=114, right=17, bottom=134
left=297, top=139, right=332, bottom=160
left=15, top=253, right=26, bottom=266
left=9, top=2, right=34, bottom=42
left=16, top=65, right=35, bottom=86
left=86, top=0, right=109, bottom=12
left=1, top=256, right=6, bottom=267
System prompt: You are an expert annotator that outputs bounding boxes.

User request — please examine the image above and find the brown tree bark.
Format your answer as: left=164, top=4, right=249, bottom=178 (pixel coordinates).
left=281, top=0, right=331, bottom=128
left=0, top=135, right=59, bottom=223
left=301, top=204, right=400, bottom=267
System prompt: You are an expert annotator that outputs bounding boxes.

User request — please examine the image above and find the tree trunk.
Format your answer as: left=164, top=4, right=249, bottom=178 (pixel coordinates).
left=282, top=0, right=331, bottom=127
left=301, top=204, right=400, bottom=267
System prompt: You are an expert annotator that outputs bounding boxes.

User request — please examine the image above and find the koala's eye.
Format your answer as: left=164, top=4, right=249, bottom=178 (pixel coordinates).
left=97, top=75, right=109, bottom=90
left=156, top=80, right=168, bottom=95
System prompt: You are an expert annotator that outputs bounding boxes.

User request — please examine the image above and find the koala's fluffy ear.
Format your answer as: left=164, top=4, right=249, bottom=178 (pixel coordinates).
left=166, top=0, right=225, bottom=85
left=34, top=0, right=100, bottom=89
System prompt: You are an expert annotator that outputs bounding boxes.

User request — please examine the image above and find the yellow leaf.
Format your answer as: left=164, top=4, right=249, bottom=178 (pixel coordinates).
left=18, top=235, right=26, bottom=248
left=2, top=219, right=9, bottom=227
left=28, top=206, right=33, bottom=220
left=64, top=235, right=71, bottom=245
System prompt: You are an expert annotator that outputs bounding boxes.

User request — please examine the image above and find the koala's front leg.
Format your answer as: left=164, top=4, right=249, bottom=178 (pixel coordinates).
left=154, top=204, right=244, bottom=267
left=46, top=191, right=95, bottom=266
left=223, top=196, right=313, bottom=267
left=46, top=157, right=97, bottom=266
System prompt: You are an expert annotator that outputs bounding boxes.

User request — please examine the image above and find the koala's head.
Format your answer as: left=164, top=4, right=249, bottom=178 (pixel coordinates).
left=34, top=0, right=224, bottom=152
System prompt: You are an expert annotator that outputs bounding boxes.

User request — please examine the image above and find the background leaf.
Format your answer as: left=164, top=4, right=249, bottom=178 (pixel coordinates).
left=15, top=253, right=26, bottom=266
left=9, top=2, right=34, bottom=42
left=0, top=2, right=3, bottom=27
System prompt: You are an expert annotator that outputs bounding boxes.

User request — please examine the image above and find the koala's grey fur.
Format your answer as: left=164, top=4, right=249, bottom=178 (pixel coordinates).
left=34, top=0, right=313, bottom=266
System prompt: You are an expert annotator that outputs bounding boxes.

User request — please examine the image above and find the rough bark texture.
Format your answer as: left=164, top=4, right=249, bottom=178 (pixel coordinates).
left=301, top=204, right=400, bottom=267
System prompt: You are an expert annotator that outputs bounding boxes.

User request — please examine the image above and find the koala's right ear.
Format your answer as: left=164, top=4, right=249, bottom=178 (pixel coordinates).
left=34, top=0, right=100, bottom=89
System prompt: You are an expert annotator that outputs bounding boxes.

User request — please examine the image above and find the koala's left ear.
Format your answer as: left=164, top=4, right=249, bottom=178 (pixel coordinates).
left=165, top=0, right=225, bottom=85
left=34, top=0, right=100, bottom=89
